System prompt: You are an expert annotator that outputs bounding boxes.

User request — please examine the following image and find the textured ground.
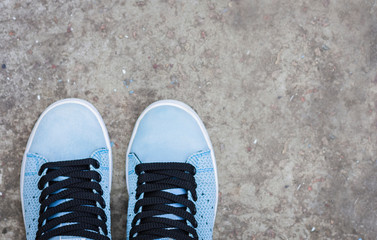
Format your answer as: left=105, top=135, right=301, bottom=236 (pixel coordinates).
left=1, top=0, right=377, bottom=239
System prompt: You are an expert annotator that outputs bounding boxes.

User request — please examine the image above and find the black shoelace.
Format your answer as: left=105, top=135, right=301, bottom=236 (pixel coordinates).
left=36, top=158, right=109, bottom=240
left=130, top=162, right=198, bottom=240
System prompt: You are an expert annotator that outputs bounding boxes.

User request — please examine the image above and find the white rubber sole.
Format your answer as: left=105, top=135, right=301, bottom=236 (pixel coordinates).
left=20, top=98, right=112, bottom=230
left=125, top=99, right=219, bottom=215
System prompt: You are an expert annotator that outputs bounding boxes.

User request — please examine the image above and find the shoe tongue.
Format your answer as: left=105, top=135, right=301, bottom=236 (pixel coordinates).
left=157, top=188, right=186, bottom=221
left=50, top=237, right=90, bottom=240
left=157, top=187, right=187, bottom=221
left=135, top=154, right=191, bottom=221
left=165, top=188, right=186, bottom=195
left=47, top=172, right=96, bottom=236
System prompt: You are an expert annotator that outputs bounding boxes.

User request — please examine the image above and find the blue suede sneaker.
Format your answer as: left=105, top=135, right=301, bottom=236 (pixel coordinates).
left=126, top=100, right=218, bottom=240
left=20, top=99, right=112, bottom=240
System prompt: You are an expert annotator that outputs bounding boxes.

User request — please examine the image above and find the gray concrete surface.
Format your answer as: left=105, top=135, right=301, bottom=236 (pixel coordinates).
left=1, top=0, right=377, bottom=239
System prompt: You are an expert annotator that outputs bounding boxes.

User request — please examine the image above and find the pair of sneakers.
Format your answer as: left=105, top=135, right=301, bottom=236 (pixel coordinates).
left=20, top=98, right=218, bottom=240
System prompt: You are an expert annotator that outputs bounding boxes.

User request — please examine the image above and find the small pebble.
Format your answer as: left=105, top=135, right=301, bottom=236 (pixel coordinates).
left=37, top=95, right=41, bottom=100
left=253, top=139, right=258, bottom=144
left=122, top=69, right=126, bottom=74
left=1, top=64, right=6, bottom=69
left=322, top=44, right=330, bottom=51
left=311, top=227, right=315, bottom=232
left=38, top=77, right=42, bottom=81
left=113, top=88, right=117, bottom=92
